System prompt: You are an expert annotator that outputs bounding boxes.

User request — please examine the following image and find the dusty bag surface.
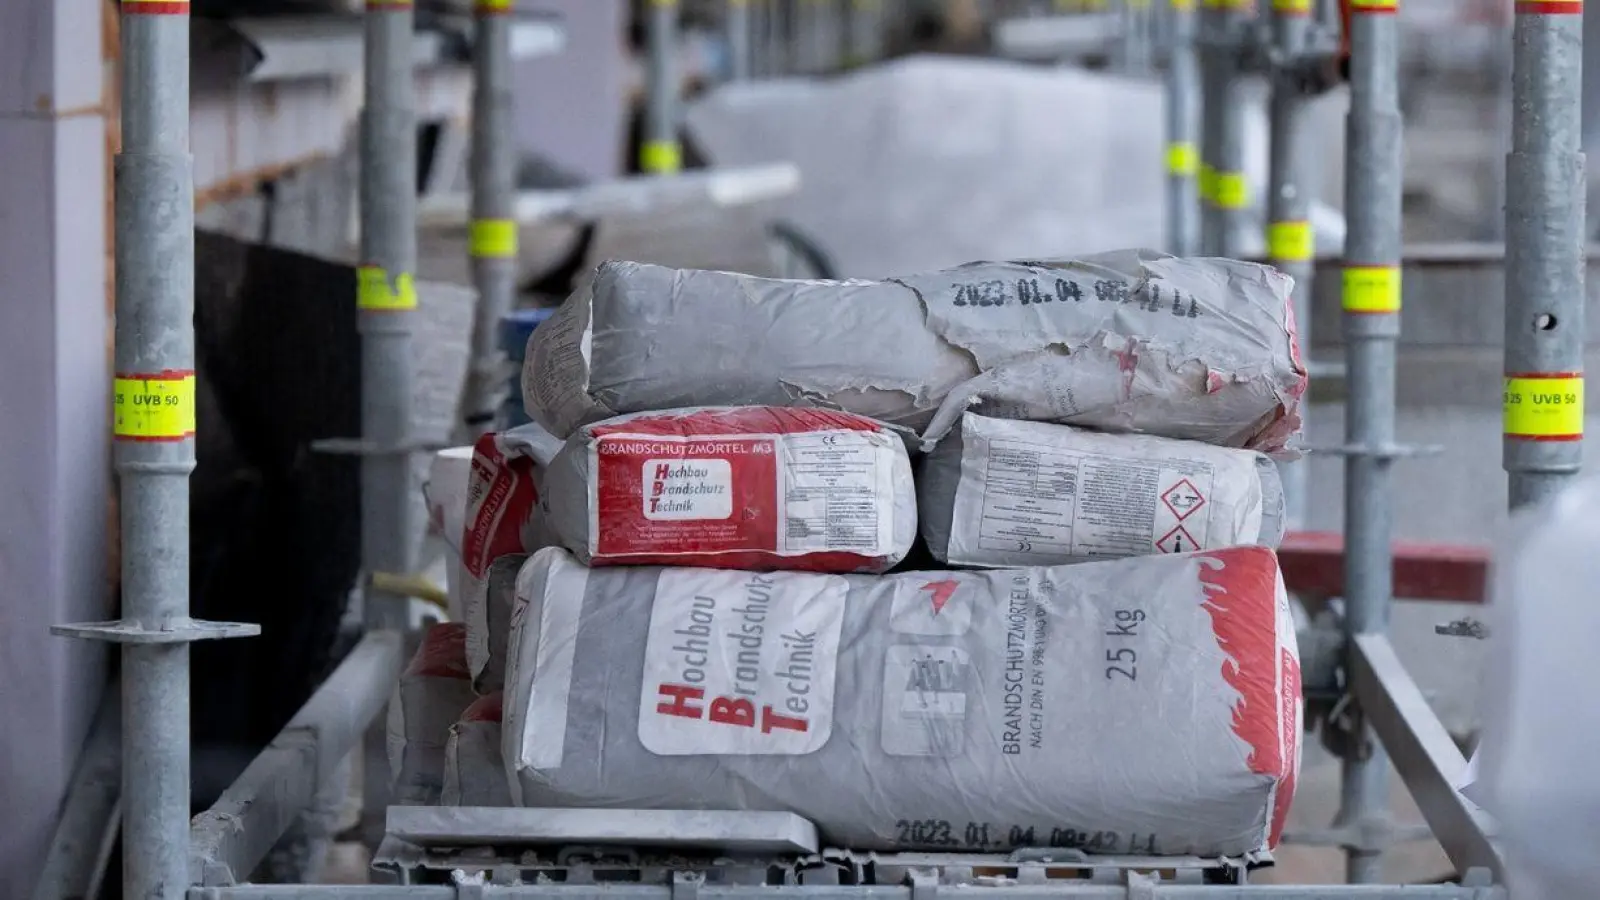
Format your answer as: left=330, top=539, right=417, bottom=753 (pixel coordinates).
left=504, top=546, right=1301, bottom=857
left=443, top=692, right=513, bottom=808
left=461, top=423, right=563, bottom=686
left=920, top=413, right=1285, bottom=568
left=540, top=407, right=917, bottom=573
left=522, top=252, right=1305, bottom=454
left=473, top=554, right=530, bottom=695
left=386, top=623, right=477, bottom=806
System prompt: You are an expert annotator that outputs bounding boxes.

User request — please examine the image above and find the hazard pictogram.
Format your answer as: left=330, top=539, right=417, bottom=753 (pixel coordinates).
left=1156, top=524, right=1198, bottom=554
left=1161, top=478, right=1206, bottom=521
left=920, top=580, right=959, bottom=616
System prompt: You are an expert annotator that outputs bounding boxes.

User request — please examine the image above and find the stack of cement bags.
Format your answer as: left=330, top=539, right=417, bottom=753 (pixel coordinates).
left=412, top=249, right=1308, bottom=860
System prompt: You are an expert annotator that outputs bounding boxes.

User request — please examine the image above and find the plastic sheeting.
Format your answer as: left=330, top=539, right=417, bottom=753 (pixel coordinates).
left=685, top=56, right=1312, bottom=278
left=1477, top=478, right=1600, bottom=898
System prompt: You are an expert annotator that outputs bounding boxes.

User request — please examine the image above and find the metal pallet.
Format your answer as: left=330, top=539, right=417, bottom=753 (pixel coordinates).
left=50, top=0, right=1578, bottom=896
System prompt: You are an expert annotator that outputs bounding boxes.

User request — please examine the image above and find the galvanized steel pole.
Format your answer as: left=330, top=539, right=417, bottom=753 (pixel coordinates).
left=1212, top=0, right=1251, bottom=257
left=1338, top=0, right=1403, bottom=883
left=1197, top=1, right=1223, bottom=254
left=1165, top=0, right=1201, bottom=256
left=463, top=0, right=518, bottom=438
left=1504, top=0, right=1586, bottom=507
left=1123, top=0, right=1152, bottom=70
left=842, top=0, right=872, bottom=67
left=358, top=0, right=421, bottom=849
left=1267, top=0, right=1314, bottom=527
left=360, top=0, right=419, bottom=630
left=645, top=0, right=683, bottom=174
left=54, top=3, right=259, bottom=899
left=729, top=0, right=753, bottom=80
left=112, top=5, right=199, bottom=898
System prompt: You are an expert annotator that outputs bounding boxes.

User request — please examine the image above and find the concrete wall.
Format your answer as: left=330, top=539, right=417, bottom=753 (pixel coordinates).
left=516, top=0, right=627, bottom=182
left=0, top=0, right=111, bottom=896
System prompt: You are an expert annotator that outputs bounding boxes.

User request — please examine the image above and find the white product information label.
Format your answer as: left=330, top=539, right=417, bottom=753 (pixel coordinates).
left=778, top=431, right=895, bottom=555
left=880, top=644, right=970, bottom=758
left=642, top=458, right=735, bottom=520
left=947, top=434, right=1234, bottom=566
left=638, top=568, right=848, bottom=755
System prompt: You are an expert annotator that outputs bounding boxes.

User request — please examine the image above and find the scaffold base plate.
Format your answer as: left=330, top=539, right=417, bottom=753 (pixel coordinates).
left=52, top=617, right=260, bottom=645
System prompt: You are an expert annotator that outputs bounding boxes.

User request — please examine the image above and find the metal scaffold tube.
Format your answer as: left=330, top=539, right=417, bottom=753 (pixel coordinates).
left=1164, top=0, right=1200, bottom=256
left=1267, top=0, right=1313, bottom=528
left=1213, top=0, right=1251, bottom=256
left=1123, top=0, right=1152, bottom=70
left=359, top=0, right=420, bottom=632
left=645, top=0, right=684, bottom=174
left=1338, top=0, right=1403, bottom=883
left=463, top=0, right=518, bottom=437
left=357, top=0, right=420, bottom=848
left=49, top=2, right=259, bottom=898
left=842, top=0, right=872, bottom=68
left=1197, top=0, right=1222, bottom=254
left=729, top=0, right=753, bottom=80
left=108, top=7, right=197, bottom=899
left=1503, top=0, right=1586, bottom=507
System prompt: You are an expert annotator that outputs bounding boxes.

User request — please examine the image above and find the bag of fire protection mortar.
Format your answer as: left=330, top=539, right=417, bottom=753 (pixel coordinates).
left=386, top=623, right=478, bottom=806
left=461, top=423, right=563, bottom=688
left=503, top=545, right=1302, bottom=857
left=919, top=412, right=1286, bottom=567
left=539, top=407, right=917, bottom=572
left=522, top=251, right=1305, bottom=454
left=443, top=692, right=513, bottom=808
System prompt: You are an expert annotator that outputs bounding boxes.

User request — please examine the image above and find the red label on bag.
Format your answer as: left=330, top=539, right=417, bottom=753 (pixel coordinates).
left=462, top=433, right=540, bottom=579
left=593, top=436, right=780, bottom=557
left=583, top=408, right=901, bottom=571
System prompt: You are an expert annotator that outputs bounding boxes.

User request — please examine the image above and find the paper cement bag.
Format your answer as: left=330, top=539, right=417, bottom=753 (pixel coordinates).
left=540, top=407, right=917, bottom=573
left=461, top=423, right=562, bottom=687
left=503, top=545, right=1301, bottom=857
left=443, top=691, right=513, bottom=808
left=386, top=623, right=477, bottom=806
left=919, top=413, right=1285, bottom=567
left=522, top=252, right=1305, bottom=454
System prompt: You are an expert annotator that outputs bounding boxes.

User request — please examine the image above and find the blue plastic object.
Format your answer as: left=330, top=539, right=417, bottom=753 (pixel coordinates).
left=498, top=308, right=556, bottom=427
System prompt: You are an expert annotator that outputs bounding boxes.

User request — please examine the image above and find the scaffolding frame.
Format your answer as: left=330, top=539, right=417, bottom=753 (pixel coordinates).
left=63, top=0, right=1578, bottom=896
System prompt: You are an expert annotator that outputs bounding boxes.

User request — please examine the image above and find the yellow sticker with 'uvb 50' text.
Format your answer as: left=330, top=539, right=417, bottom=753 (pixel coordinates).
left=1505, top=374, right=1583, bottom=440
left=114, top=371, right=196, bottom=441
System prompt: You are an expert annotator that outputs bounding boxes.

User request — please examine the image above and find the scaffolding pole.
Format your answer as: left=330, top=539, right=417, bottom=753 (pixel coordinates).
left=1165, top=0, right=1201, bottom=256
left=51, top=2, right=259, bottom=899
left=842, top=0, right=876, bottom=67
left=1212, top=0, right=1251, bottom=257
left=1503, top=0, right=1586, bottom=508
left=357, top=0, right=420, bottom=849
left=1267, top=0, right=1313, bottom=528
left=645, top=0, right=684, bottom=175
left=462, top=0, right=518, bottom=438
left=1123, top=0, right=1152, bottom=70
left=730, top=0, right=753, bottom=80
left=1337, top=0, right=1403, bottom=883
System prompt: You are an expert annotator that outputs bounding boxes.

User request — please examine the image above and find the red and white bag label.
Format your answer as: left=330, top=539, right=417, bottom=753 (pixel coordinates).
left=552, top=407, right=914, bottom=571
left=462, top=433, right=540, bottom=581
left=459, top=423, right=561, bottom=686
left=636, top=567, right=848, bottom=756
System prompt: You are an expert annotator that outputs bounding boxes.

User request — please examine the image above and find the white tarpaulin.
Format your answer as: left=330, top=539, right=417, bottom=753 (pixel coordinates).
left=684, top=56, right=1351, bottom=278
